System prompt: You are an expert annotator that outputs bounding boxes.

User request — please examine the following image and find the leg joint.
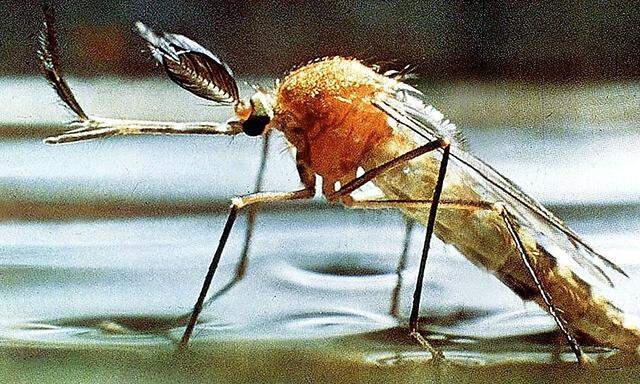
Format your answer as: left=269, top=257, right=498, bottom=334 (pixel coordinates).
left=492, top=201, right=507, bottom=214
left=231, top=196, right=248, bottom=210
left=231, top=189, right=314, bottom=210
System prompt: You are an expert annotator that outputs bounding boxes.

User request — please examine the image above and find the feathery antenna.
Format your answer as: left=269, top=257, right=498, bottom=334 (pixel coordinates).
left=38, top=2, right=88, bottom=120
left=135, top=22, right=239, bottom=104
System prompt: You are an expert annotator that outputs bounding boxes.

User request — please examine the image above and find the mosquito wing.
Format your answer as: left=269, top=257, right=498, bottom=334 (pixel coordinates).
left=374, top=86, right=627, bottom=287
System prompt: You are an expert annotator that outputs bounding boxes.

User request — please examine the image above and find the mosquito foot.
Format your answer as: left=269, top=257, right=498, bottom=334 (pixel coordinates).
left=410, top=330, right=444, bottom=361
left=577, top=353, right=594, bottom=366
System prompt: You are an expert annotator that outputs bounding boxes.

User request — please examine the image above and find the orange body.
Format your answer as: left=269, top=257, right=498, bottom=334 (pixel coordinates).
left=273, top=57, right=396, bottom=186
left=268, top=56, right=640, bottom=354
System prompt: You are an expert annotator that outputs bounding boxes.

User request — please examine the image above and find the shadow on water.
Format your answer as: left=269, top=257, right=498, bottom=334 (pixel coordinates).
left=2, top=323, right=640, bottom=384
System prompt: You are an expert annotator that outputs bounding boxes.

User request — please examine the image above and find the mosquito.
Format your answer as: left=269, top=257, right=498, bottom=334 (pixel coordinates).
left=37, top=4, right=640, bottom=364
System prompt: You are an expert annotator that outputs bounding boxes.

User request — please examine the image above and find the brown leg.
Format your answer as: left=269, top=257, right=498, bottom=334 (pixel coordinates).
left=179, top=187, right=314, bottom=350
left=498, top=205, right=588, bottom=364
left=179, top=153, right=316, bottom=350
left=327, top=138, right=449, bottom=200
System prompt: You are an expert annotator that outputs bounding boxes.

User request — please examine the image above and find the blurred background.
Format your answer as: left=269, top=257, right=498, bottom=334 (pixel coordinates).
left=1, top=1, right=640, bottom=383
left=2, top=1, right=639, bottom=79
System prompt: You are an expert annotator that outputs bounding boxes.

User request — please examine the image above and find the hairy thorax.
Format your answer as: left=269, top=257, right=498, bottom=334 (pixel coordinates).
left=272, top=57, right=396, bottom=183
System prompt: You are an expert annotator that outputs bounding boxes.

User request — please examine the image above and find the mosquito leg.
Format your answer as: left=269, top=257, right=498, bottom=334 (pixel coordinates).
left=345, top=198, right=490, bottom=320
left=179, top=204, right=239, bottom=350
left=200, top=131, right=272, bottom=306
left=44, top=118, right=242, bottom=144
left=179, top=186, right=315, bottom=350
left=327, top=139, right=451, bottom=359
left=180, top=157, right=315, bottom=350
left=390, top=218, right=414, bottom=317
left=327, top=138, right=449, bottom=199
left=347, top=197, right=589, bottom=364
left=345, top=200, right=493, bottom=211
left=339, top=143, right=451, bottom=359
left=407, top=144, right=449, bottom=359
left=498, top=205, right=589, bottom=365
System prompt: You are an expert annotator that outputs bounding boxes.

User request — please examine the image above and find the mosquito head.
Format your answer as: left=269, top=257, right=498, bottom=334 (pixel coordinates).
left=135, top=22, right=279, bottom=138
left=234, top=91, right=275, bottom=137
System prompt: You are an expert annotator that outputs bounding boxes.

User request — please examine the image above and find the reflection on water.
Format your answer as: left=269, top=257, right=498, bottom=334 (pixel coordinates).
left=2, top=204, right=640, bottom=381
left=1, top=100, right=640, bottom=381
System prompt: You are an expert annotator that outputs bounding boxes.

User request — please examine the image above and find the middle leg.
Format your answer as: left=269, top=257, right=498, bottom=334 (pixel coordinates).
left=326, top=138, right=451, bottom=359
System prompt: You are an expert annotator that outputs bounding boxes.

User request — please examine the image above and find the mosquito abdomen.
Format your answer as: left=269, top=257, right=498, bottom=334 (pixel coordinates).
left=365, top=132, right=640, bottom=354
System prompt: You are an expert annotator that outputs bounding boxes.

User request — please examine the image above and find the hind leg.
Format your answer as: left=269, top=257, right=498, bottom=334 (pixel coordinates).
left=498, top=204, right=588, bottom=364
left=327, top=139, right=451, bottom=359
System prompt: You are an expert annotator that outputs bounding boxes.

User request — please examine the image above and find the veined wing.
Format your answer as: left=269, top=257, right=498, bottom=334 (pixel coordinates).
left=374, top=86, right=627, bottom=287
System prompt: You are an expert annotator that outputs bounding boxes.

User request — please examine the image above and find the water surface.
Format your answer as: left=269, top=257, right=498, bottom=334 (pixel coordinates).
left=1, top=79, right=639, bottom=383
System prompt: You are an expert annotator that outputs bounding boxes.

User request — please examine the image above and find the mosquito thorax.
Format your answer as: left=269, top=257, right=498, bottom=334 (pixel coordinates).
left=274, top=56, right=395, bottom=182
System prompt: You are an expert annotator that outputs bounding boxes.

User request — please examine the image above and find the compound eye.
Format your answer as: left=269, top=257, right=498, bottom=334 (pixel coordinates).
left=242, top=115, right=269, bottom=136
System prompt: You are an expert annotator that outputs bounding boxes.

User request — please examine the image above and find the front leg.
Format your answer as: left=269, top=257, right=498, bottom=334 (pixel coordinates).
left=179, top=158, right=316, bottom=350
left=44, top=117, right=242, bottom=144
